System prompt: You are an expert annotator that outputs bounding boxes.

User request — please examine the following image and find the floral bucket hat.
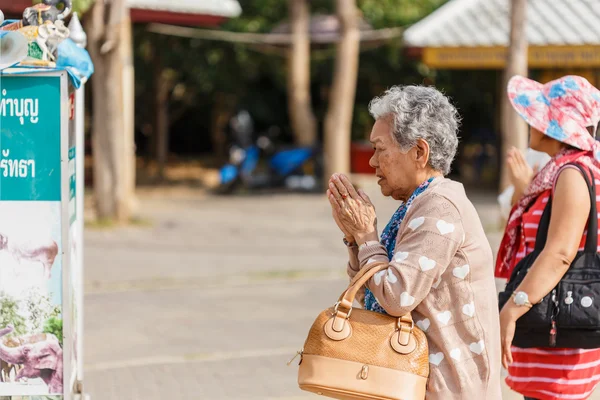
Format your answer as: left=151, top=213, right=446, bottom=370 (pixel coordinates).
left=507, top=75, right=600, bottom=151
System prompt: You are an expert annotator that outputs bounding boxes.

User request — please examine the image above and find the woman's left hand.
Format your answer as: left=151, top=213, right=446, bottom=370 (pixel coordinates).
left=328, top=173, right=378, bottom=244
left=507, top=147, right=534, bottom=196
left=499, top=307, right=517, bottom=369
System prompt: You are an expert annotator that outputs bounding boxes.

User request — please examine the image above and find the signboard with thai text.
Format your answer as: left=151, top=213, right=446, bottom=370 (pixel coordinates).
left=0, top=72, right=76, bottom=400
left=422, top=45, right=600, bottom=69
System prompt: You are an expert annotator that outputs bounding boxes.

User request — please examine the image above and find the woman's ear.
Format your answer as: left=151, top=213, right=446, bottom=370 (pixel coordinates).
left=414, top=138, right=431, bottom=168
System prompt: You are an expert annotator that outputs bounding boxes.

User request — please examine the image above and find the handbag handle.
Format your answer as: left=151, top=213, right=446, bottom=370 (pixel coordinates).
left=336, top=262, right=387, bottom=310
left=344, top=257, right=386, bottom=296
left=535, top=163, right=598, bottom=253
left=328, top=262, right=416, bottom=347
left=332, top=262, right=415, bottom=333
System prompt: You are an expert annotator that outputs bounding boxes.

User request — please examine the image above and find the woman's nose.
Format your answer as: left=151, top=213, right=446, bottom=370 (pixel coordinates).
left=369, top=154, right=377, bottom=169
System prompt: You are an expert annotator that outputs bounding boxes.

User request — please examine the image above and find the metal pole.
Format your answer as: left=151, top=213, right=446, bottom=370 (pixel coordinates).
left=69, top=11, right=87, bottom=385
left=75, top=82, right=85, bottom=378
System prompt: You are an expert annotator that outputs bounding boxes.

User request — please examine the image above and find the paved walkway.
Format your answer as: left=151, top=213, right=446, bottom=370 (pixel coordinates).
left=81, top=178, right=599, bottom=399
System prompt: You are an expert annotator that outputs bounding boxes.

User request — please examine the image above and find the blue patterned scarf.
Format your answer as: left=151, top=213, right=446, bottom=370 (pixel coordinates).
left=364, top=177, right=436, bottom=313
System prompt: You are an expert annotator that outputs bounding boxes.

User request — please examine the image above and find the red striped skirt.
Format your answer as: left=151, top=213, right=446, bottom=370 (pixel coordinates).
left=507, top=346, right=600, bottom=399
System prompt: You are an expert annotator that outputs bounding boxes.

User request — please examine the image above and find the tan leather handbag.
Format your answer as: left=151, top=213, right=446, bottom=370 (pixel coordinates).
left=290, top=263, right=429, bottom=400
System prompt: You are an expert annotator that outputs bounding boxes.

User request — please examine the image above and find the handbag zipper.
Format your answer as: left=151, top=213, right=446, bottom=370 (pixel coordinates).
left=550, top=289, right=559, bottom=347
left=287, top=349, right=303, bottom=366
left=559, top=278, right=600, bottom=284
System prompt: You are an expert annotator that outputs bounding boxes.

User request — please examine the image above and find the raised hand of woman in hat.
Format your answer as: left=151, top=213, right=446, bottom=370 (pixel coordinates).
left=327, top=173, right=378, bottom=245
left=507, top=147, right=536, bottom=203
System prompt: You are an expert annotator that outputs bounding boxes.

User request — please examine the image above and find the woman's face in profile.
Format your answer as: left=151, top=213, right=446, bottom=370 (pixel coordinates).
left=369, top=118, right=419, bottom=201
left=529, top=127, right=546, bottom=151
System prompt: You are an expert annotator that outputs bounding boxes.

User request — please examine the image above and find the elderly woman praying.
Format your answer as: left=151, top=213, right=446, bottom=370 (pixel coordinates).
left=327, top=85, right=501, bottom=400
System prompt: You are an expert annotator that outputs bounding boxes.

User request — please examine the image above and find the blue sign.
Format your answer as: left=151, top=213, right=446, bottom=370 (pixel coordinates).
left=0, top=74, right=65, bottom=396
left=0, top=76, right=61, bottom=201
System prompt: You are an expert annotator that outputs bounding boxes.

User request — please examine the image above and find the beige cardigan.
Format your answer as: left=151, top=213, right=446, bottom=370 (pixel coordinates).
left=347, top=178, right=502, bottom=400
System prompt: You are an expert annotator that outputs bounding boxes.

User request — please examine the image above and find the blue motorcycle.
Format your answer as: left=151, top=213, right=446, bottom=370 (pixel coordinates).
left=217, top=128, right=322, bottom=194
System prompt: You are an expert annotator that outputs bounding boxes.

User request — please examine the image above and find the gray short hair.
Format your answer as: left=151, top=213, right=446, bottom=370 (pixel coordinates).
left=368, top=85, right=460, bottom=175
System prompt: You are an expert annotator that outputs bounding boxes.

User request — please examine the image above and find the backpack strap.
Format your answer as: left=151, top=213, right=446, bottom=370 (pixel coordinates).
left=534, top=163, right=597, bottom=253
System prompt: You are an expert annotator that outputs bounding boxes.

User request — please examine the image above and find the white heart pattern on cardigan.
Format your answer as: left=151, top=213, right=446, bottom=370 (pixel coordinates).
left=437, top=220, right=455, bottom=235
left=408, top=217, right=425, bottom=230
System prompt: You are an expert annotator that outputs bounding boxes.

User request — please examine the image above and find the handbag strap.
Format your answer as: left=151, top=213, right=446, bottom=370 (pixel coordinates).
left=347, top=259, right=384, bottom=289
left=337, top=262, right=386, bottom=307
left=583, top=165, right=599, bottom=253
left=330, top=262, right=415, bottom=345
left=534, top=163, right=597, bottom=253
left=335, top=262, right=414, bottom=320
left=332, top=262, right=415, bottom=339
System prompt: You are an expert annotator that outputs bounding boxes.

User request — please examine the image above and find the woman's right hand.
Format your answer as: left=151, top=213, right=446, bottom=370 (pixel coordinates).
left=327, top=188, right=355, bottom=244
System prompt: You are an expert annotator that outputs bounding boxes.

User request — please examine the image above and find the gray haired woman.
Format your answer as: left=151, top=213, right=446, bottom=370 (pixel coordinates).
left=328, top=85, right=502, bottom=399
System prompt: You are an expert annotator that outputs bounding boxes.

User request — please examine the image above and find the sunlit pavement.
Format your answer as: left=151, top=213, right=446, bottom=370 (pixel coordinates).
left=82, top=178, right=599, bottom=399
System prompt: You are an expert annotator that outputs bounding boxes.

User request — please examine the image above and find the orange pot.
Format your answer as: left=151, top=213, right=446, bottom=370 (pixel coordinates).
left=350, top=142, right=375, bottom=174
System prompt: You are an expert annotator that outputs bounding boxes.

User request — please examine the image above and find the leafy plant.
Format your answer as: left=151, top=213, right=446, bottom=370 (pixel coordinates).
left=0, top=289, right=61, bottom=338
left=0, top=291, right=27, bottom=336
left=24, top=288, right=60, bottom=333
left=134, top=0, right=451, bottom=155
left=43, top=317, right=63, bottom=347
left=33, top=0, right=95, bottom=14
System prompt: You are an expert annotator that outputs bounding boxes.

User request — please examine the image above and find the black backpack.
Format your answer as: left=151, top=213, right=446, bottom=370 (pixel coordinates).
left=498, top=163, right=600, bottom=348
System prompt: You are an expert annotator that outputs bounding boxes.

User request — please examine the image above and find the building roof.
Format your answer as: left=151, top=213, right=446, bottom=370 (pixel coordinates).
left=0, top=0, right=242, bottom=25
left=127, top=0, right=242, bottom=19
left=404, top=0, right=600, bottom=48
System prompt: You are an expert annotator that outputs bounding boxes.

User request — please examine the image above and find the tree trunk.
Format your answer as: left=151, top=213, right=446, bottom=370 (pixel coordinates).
left=87, top=0, right=136, bottom=222
left=323, top=0, right=360, bottom=181
left=121, top=11, right=137, bottom=218
left=155, top=74, right=169, bottom=181
left=287, top=0, right=317, bottom=147
left=500, top=0, right=528, bottom=191
left=211, top=92, right=235, bottom=160
left=154, top=57, right=173, bottom=180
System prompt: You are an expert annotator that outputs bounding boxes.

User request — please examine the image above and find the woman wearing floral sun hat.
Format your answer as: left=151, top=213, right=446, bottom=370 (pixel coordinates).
left=497, top=75, right=600, bottom=400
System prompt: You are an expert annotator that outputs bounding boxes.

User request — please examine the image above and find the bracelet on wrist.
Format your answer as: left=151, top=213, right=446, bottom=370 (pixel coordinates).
left=343, top=237, right=356, bottom=247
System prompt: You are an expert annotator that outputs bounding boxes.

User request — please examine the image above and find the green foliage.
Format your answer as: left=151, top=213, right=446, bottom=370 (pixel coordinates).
left=33, top=0, right=94, bottom=14
left=0, top=290, right=61, bottom=338
left=134, top=0, right=450, bottom=154
left=222, top=0, right=289, bottom=33
left=359, top=0, right=448, bottom=28
left=43, top=317, right=63, bottom=347
left=70, top=0, right=95, bottom=14
left=0, top=291, right=27, bottom=336
left=25, top=289, right=60, bottom=333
